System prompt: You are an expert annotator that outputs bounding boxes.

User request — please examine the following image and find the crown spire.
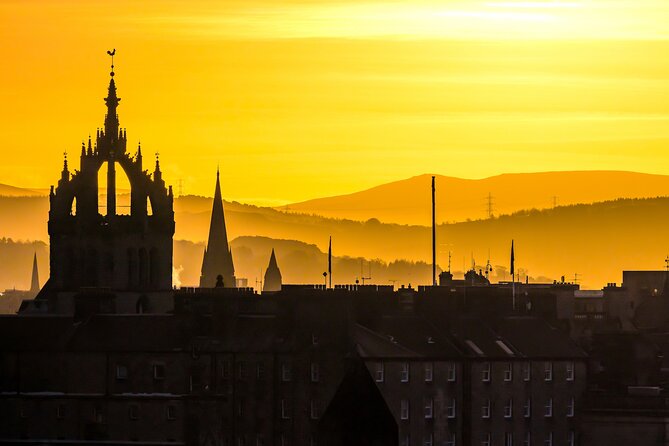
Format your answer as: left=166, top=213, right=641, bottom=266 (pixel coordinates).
left=104, top=49, right=120, bottom=141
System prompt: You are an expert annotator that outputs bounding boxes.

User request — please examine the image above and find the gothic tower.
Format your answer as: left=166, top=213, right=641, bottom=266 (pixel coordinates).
left=200, top=169, right=236, bottom=288
left=46, top=57, right=175, bottom=293
left=263, top=248, right=282, bottom=293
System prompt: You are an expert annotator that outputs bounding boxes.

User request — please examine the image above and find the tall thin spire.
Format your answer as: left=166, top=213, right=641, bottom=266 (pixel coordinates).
left=200, top=169, right=236, bottom=288
left=30, top=252, right=40, bottom=293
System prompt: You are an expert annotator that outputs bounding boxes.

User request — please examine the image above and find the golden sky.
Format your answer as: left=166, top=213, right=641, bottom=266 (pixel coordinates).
left=3, top=0, right=669, bottom=205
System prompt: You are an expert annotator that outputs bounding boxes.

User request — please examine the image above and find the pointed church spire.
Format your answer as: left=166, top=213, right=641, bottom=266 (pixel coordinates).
left=200, top=169, right=236, bottom=288
left=30, top=252, right=40, bottom=293
left=263, top=248, right=282, bottom=293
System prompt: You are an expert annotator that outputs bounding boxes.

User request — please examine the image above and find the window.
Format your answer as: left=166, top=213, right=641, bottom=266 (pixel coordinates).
left=567, top=397, right=575, bottom=417
left=237, top=361, right=246, bottom=380
left=400, top=399, right=410, bottom=420
left=57, top=404, right=66, bottom=419
left=237, top=399, right=245, bottom=417
left=504, top=362, right=513, bottom=382
left=311, top=363, right=320, bottom=383
left=401, top=435, right=410, bottom=446
left=482, top=362, right=491, bottom=382
left=447, top=398, right=456, bottom=418
left=153, top=363, right=166, bottom=380
left=375, top=362, right=385, bottom=382
left=280, top=399, right=291, bottom=419
left=448, top=363, right=457, bottom=382
left=544, top=432, right=553, bottom=446
left=544, top=362, right=553, bottom=382
left=523, top=362, right=531, bottom=381
left=93, top=406, right=104, bottom=424
left=424, top=434, right=433, bottom=446
left=482, top=433, right=491, bottom=446
left=524, top=432, right=531, bottom=446
left=524, top=398, right=531, bottom=418
left=116, top=364, right=128, bottom=380
left=505, top=433, right=513, bottom=446
left=446, top=433, right=456, bottom=446
left=310, top=399, right=320, bottom=419
left=424, top=398, right=433, bottom=419
left=257, top=362, right=265, bottom=381
left=311, top=334, right=319, bottom=345
left=504, top=398, right=513, bottom=418
left=281, top=363, right=292, bottom=382
left=568, top=431, right=575, bottom=446
left=129, top=404, right=139, bottom=420
left=482, top=399, right=491, bottom=418
left=544, top=398, right=553, bottom=417
left=425, top=362, right=433, bottom=383
left=401, top=362, right=410, bottom=383
left=566, top=362, right=575, bottom=381
left=167, top=405, right=176, bottom=420
left=222, top=360, right=231, bottom=379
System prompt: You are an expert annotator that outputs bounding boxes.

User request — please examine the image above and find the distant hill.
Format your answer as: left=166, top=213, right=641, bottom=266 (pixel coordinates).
left=278, top=171, right=669, bottom=225
left=2, top=185, right=669, bottom=289
left=0, top=184, right=43, bottom=197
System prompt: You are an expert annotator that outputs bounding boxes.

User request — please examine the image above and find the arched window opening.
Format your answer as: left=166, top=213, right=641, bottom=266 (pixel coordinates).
left=97, top=161, right=131, bottom=216
left=71, top=197, right=77, bottom=216
left=147, top=196, right=153, bottom=216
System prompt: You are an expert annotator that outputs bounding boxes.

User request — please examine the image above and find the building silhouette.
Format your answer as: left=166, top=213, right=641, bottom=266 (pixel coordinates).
left=263, top=248, right=282, bottom=293
left=23, top=60, right=175, bottom=315
left=200, top=169, right=236, bottom=288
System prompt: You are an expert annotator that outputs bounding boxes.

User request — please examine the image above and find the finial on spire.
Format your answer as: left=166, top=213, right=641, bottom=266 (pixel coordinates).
left=107, top=49, right=116, bottom=77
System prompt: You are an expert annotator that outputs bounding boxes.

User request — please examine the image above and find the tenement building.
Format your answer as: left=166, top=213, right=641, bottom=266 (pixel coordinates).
left=0, top=286, right=587, bottom=446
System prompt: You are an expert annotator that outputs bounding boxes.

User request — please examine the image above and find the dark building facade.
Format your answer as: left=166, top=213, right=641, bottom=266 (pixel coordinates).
left=0, top=287, right=588, bottom=446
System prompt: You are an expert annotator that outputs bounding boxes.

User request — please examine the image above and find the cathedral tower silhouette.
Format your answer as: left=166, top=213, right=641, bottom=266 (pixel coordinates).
left=46, top=56, right=175, bottom=294
left=200, top=169, right=236, bottom=288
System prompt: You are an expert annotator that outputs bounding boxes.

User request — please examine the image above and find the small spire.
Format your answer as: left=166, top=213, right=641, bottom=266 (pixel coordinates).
left=81, top=141, right=86, bottom=157
left=155, top=152, right=160, bottom=172
left=87, top=134, right=93, bottom=155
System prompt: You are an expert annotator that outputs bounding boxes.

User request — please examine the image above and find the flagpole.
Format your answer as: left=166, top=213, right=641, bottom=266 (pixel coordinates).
left=511, top=240, right=516, bottom=311
left=328, top=236, right=332, bottom=289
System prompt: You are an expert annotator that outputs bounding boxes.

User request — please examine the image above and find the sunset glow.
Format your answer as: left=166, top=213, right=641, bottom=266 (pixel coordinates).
left=3, top=1, right=669, bottom=204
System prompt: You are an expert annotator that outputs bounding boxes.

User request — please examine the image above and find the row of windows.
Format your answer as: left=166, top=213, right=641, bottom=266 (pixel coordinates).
left=481, top=398, right=575, bottom=419
left=375, top=362, right=457, bottom=383
left=482, top=361, right=574, bottom=383
left=18, top=404, right=177, bottom=422
left=116, top=362, right=321, bottom=383
left=374, top=361, right=575, bottom=384
left=398, top=397, right=575, bottom=421
left=400, top=398, right=457, bottom=420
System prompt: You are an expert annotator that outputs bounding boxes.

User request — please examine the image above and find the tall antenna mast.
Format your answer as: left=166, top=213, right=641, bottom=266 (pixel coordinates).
left=485, top=192, right=495, bottom=219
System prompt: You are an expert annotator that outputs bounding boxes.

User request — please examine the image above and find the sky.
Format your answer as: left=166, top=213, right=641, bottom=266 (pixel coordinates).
left=3, top=0, right=669, bottom=205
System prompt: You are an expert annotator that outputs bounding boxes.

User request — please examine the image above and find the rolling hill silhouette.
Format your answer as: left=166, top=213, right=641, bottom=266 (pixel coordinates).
left=278, top=171, right=669, bottom=225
